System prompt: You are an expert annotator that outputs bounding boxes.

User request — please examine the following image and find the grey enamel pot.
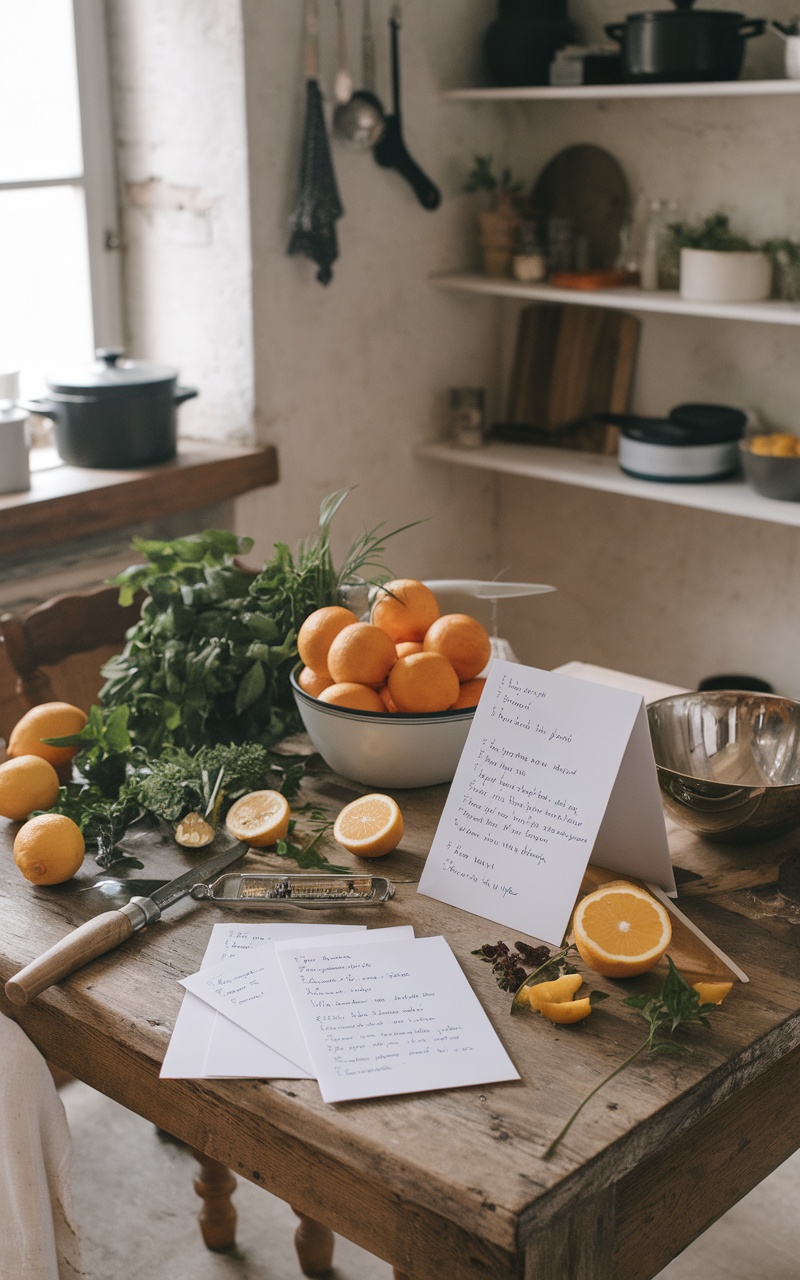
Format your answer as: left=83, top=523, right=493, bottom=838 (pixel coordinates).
left=18, top=347, right=198, bottom=469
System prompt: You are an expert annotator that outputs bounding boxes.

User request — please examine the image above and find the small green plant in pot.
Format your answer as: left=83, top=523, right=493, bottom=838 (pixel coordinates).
left=464, top=154, right=524, bottom=278
left=667, top=214, right=771, bottom=303
left=762, top=238, right=800, bottom=302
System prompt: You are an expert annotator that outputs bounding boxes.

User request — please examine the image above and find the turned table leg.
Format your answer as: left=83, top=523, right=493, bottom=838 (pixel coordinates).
left=191, top=1149, right=237, bottom=1251
left=292, top=1208, right=335, bottom=1275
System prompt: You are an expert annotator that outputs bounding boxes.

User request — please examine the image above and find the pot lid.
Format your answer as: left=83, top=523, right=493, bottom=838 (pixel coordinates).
left=45, top=348, right=178, bottom=397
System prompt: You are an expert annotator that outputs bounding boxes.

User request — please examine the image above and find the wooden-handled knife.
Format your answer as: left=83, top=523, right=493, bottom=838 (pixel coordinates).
left=4, top=837, right=247, bottom=1006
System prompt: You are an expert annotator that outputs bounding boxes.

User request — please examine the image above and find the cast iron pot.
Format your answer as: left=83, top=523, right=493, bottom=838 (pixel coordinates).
left=605, top=0, right=765, bottom=83
left=19, top=348, right=198, bottom=469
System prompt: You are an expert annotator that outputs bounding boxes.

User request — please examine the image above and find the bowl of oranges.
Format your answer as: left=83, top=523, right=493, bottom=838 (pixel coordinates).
left=290, top=579, right=493, bottom=788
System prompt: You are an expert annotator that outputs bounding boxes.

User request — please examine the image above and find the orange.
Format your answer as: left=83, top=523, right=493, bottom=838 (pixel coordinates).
left=225, top=790, right=290, bottom=847
left=297, top=666, right=333, bottom=698
left=396, top=640, right=423, bottom=659
left=318, top=683, right=385, bottom=713
left=377, top=685, right=399, bottom=714
left=333, top=793, right=404, bottom=857
left=371, top=579, right=440, bottom=643
left=326, top=622, right=396, bottom=688
left=13, top=813, right=85, bottom=885
left=451, top=678, right=486, bottom=709
left=0, top=755, right=61, bottom=821
left=693, top=981, right=733, bottom=1006
left=7, top=702, right=88, bottom=768
left=297, top=606, right=359, bottom=677
left=423, top=614, right=491, bottom=682
left=573, top=882, right=672, bottom=978
left=387, top=652, right=460, bottom=714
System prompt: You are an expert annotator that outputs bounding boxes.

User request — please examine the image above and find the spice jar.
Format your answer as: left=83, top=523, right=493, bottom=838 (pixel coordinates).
left=513, top=219, right=547, bottom=283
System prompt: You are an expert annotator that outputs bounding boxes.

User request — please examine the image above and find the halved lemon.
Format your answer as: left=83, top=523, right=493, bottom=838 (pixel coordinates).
left=573, top=881, right=672, bottom=978
left=225, top=790, right=290, bottom=847
left=332, top=793, right=404, bottom=858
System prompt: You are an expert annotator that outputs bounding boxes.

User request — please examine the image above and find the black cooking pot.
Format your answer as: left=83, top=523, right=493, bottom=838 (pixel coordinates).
left=605, top=0, right=765, bottom=83
left=18, top=348, right=198, bottom=469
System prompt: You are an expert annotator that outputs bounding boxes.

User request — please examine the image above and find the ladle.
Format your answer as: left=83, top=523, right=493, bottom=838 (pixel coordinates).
left=373, top=5, right=441, bottom=210
left=333, top=0, right=386, bottom=150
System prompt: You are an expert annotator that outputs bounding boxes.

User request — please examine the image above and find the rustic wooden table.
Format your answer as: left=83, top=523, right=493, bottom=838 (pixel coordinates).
left=1, top=762, right=799, bottom=1280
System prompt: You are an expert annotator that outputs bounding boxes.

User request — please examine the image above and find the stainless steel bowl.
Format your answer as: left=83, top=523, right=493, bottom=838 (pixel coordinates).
left=647, top=691, right=800, bottom=843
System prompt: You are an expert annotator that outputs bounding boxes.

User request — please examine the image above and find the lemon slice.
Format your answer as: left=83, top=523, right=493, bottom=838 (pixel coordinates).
left=526, top=972, right=583, bottom=1011
left=333, top=793, right=404, bottom=858
left=573, top=881, right=672, bottom=978
left=225, top=790, right=291, bottom=847
left=693, top=981, right=733, bottom=1006
left=539, top=997, right=592, bottom=1025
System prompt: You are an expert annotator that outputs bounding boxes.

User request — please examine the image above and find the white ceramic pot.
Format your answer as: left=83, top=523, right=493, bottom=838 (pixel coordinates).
left=679, top=248, right=772, bottom=303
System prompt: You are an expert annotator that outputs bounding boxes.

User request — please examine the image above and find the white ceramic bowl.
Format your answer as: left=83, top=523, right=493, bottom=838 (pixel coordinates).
left=290, top=668, right=475, bottom=788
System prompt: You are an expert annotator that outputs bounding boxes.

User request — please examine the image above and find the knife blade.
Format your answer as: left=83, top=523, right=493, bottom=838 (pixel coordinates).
left=4, top=836, right=247, bottom=1007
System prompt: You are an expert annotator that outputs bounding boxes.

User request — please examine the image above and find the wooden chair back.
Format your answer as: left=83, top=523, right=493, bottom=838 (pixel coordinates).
left=0, top=585, right=143, bottom=726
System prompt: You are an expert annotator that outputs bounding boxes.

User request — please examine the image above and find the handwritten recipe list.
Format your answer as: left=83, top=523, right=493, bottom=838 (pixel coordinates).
left=419, top=660, right=673, bottom=945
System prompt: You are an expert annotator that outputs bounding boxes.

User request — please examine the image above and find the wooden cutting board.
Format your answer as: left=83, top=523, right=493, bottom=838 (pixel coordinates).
left=498, top=302, right=640, bottom=453
left=532, top=144, right=629, bottom=270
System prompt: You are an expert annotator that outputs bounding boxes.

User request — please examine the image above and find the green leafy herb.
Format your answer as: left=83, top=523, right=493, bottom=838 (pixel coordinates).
left=543, top=958, right=720, bottom=1160
left=99, top=490, right=418, bottom=756
left=666, top=213, right=754, bottom=253
left=463, top=154, right=524, bottom=198
left=274, top=814, right=349, bottom=874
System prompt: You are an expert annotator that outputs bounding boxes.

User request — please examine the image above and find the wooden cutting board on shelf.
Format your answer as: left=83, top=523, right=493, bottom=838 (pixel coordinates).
left=497, top=302, right=640, bottom=453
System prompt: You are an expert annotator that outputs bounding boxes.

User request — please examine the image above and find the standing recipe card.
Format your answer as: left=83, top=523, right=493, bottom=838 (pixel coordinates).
left=418, top=660, right=675, bottom=945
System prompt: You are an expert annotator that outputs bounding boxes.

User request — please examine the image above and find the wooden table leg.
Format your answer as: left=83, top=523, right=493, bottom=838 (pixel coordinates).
left=191, top=1149, right=237, bottom=1251
left=292, top=1208, right=335, bottom=1276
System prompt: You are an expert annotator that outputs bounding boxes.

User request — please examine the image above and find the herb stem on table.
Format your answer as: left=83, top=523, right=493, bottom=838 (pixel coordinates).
left=543, top=957, right=720, bottom=1160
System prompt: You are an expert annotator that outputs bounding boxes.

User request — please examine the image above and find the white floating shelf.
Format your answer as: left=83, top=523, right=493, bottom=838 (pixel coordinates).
left=417, top=440, right=800, bottom=528
left=432, top=274, right=800, bottom=326
left=441, top=79, right=800, bottom=102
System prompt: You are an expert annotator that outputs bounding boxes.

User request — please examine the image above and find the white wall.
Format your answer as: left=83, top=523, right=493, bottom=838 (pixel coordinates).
left=104, top=0, right=800, bottom=696
left=107, top=0, right=255, bottom=443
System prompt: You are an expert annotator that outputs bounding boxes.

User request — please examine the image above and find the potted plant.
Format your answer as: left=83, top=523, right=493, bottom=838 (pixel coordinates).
left=667, top=214, right=771, bottom=303
left=464, top=155, right=524, bottom=278
left=762, top=238, right=800, bottom=302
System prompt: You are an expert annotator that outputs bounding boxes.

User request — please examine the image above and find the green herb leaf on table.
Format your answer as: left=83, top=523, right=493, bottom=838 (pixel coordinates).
left=543, top=957, right=722, bottom=1160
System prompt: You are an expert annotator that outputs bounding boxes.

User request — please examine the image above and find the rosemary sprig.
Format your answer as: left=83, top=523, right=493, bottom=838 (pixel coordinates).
left=544, top=957, right=720, bottom=1160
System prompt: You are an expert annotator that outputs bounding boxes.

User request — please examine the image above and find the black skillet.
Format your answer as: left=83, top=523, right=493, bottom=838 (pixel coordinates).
left=373, top=7, right=441, bottom=210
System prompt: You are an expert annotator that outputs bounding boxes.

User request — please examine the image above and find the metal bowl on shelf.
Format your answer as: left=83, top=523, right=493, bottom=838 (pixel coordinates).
left=647, top=690, right=800, bottom=842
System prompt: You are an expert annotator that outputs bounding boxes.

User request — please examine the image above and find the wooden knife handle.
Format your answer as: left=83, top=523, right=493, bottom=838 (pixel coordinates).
left=4, top=909, right=136, bottom=1006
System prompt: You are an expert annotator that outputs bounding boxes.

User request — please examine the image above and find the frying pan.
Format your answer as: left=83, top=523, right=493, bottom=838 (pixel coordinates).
left=373, top=6, right=440, bottom=210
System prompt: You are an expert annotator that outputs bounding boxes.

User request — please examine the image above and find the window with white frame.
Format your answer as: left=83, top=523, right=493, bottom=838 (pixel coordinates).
left=0, top=0, right=123, bottom=397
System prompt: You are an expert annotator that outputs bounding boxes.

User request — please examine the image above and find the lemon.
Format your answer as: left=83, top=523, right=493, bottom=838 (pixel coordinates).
left=13, top=813, right=85, bottom=885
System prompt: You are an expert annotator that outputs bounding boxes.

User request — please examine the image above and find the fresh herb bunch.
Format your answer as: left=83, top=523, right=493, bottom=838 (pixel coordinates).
left=42, top=709, right=307, bottom=865
left=100, top=490, right=415, bottom=755
left=544, top=957, right=721, bottom=1159
left=473, top=938, right=553, bottom=992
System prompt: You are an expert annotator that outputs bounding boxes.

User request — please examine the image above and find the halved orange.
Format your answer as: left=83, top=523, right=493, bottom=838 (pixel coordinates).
left=333, top=793, right=404, bottom=858
left=573, top=881, right=672, bottom=978
left=225, top=790, right=290, bottom=847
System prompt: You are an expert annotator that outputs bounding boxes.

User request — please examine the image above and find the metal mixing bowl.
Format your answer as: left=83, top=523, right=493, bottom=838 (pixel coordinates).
left=647, top=691, right=800, bottom=842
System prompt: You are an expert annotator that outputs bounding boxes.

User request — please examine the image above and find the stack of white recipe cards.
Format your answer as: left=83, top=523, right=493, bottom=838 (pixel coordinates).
left=161, top=923, right=519, bottom=1103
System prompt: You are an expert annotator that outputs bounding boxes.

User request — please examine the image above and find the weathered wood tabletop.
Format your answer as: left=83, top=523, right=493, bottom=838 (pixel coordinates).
left=1, top=761, right=799, bottom=1279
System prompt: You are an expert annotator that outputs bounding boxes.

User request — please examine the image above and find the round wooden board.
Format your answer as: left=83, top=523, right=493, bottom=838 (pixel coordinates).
left=531, top=144, right=630, bottom=270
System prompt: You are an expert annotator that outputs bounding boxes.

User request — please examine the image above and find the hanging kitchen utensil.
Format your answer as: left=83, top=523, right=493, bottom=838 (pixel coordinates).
left=334, top=0, right=386, bottom=149
left=373, top=6, right=441, bottom=210
left=288, top=0, right=344, bottom=285
left=332, top=0, right=355, bottom=132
